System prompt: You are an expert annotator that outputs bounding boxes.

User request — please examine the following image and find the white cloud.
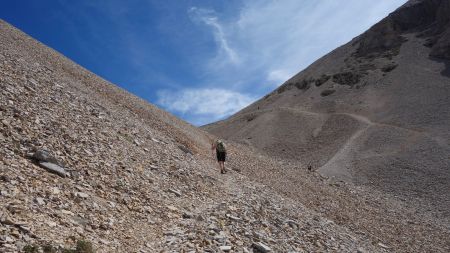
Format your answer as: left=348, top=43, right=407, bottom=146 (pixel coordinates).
left=156, top=88, right=256, bottom=125
left=267, top=69, right=292, bottom=85
left=158, top=0, right=407, bottom=125
left=189, top=7, right=240, bottom=65
left=189, top=0, right=407, bottom=89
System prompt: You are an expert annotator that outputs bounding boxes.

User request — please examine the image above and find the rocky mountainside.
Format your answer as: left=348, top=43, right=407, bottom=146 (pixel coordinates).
left=204, top=0, right=450, bottom=221
left=0, top=19, right=411, bottom=253
left=1, top=2, right=450, bottom=252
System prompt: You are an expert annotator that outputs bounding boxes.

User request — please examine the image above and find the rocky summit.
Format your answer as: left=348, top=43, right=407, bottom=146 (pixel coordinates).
left=1, top=1, right=450, bottom=253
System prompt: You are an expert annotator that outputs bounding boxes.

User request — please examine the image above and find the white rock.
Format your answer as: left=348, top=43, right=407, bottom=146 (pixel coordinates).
left=378, top=243, right=390, bottom=249
left=168, top=189, right=182, bottom=197
left=35, top=197, right=45, bottom=205
left=61, top=210, right=74, bottom=216
left=47, top=221, right=57, bottom=227
left=75, top=192, right=89, bottom=199
left=252, top=242, right=272, bottom=252
left=51, top=187, right=61, bottom=195
left=219, top=245, right=232, bottom=251
left=39, top=162, right=69, bottom=177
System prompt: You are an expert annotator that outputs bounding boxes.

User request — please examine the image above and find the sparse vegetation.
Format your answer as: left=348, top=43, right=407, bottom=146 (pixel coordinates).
left=381, top=63, right=398, bottom=72
left=246, top=114, right=257, bottom=122
left=314, top=74, right=330, bottom=87
left=294, top=78, right=314, bottom=90
left=332, top=72, right=360, bottom=86
left=276, top=84, right=289, bottom=94
left=43, top=244, right=57, bottom=253
left=23, top=245, right=39, bottom=253
left=358, top=63, right=376, bottom=72
left=23, top=240, right=95, bottom=253
left=320, top=89, right=336, bottom=97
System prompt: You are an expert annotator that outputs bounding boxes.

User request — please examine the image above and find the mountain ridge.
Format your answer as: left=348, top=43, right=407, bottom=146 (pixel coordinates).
left=204, top=0, right=450, bottom=222
left=0, top=18, right=401, bottom=252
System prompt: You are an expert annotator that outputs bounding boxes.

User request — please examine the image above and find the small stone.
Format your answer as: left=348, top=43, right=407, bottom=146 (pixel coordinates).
left=285, top=219, right=299, bottom=228
left=178, top=145, right=193, bottom=155
left=3, top=218, right=16, bottom=225
left=11, top=229, right=20, bottom=238
left=75, top=226, right=84, bottom=234
left=32, top=149, right=58, bottom=164
left=357, top=248, right=367, bottom=253
left=61, top=210, right=74, bottom=216
left=35, top=197, right=45, bottom=205
left=226, top=214, right=241, bottom=221
left=75, top=192, right=89, bottom=199
left=378, top=243, right=390, bottom=249
left=149, top=165, right=159, bottom=170
left=182, top=212, right=193, bottom=219
left=38, top=162, right=69, bottom=177
left=166, top=205, right=178, bottom=212
left=51, top=187, right=61, bottom=195
left=5, top=236, right=14, bottom=243
left=17, top=224, right=31, bottom=234
left=47, top=221, right=57, bottom=227
left=168, top=189, right=182, bottom=197
left=252, top=242, right=272, bottom=252
left=219, top=245, right=232, bottom=251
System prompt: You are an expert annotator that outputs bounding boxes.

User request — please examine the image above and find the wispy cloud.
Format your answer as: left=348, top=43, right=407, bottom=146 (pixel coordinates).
left=156, top=88, right=256, bottom=125
left=188, top=0, right=407, bottom=90
left=267, top=69, right=292, bottom=84
left=49, top=0, right=406, bottom=126
left=189, top=7, right=240, bottom=65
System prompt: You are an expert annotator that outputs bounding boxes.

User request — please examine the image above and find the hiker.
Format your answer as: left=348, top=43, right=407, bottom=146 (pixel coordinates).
left=212, top=139, right=227, bottom=174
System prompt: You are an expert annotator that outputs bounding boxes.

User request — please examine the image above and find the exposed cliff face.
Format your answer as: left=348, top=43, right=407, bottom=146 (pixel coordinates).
left=355, top=0, right=450, bottom=59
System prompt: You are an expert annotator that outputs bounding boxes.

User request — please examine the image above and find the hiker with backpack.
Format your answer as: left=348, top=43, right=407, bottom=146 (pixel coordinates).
left=212, top=139, right=227, bottom=174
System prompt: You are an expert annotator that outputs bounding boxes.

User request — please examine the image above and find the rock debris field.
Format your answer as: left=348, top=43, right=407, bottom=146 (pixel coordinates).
left=0, top=8, right=449, bottom=253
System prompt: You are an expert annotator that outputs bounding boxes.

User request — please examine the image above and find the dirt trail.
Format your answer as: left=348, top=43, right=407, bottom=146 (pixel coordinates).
left=230, top=107, right=448, bottom=182
left=318, top=125, right=370, bottom=180
left=236, top=106, right=422, bottom=134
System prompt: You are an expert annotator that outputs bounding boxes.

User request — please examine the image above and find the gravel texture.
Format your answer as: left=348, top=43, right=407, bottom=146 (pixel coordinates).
left=1, top=1, right=450, bottom=252
left=0, top=19, right=387, bottom=252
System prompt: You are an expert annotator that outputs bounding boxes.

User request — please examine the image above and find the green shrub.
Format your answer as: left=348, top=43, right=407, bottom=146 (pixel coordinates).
left=277, top=84, right=289, bottom=94
left=43, top=244, right=57, bottom=253
left=75, top=240, right=94, bottom=253
left=315, top=75, right=330, bottom=86
left=321, top=89, right=336, bottom=97
left=294, top=78, right=314, bottom=90
left=23, top=240, right=95, bottom=253
left=23, top=245, right=38, bottom=253
left=332, top=72, right=360, bottom=86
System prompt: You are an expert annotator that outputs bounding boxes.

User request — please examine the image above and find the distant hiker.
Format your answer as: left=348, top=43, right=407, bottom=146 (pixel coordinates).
left=212, top=139, right=227, bottom=174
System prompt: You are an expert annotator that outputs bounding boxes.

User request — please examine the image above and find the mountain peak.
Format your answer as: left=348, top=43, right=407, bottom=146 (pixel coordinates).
left=355, top=0, right=450, bottom=60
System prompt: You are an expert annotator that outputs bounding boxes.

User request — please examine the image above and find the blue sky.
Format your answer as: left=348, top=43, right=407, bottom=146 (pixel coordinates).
left=1, top=0, right=407, bottom=125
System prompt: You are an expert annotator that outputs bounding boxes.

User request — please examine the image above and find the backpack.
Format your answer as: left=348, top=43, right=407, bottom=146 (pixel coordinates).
left=216, top=140, right=226, bottom=153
